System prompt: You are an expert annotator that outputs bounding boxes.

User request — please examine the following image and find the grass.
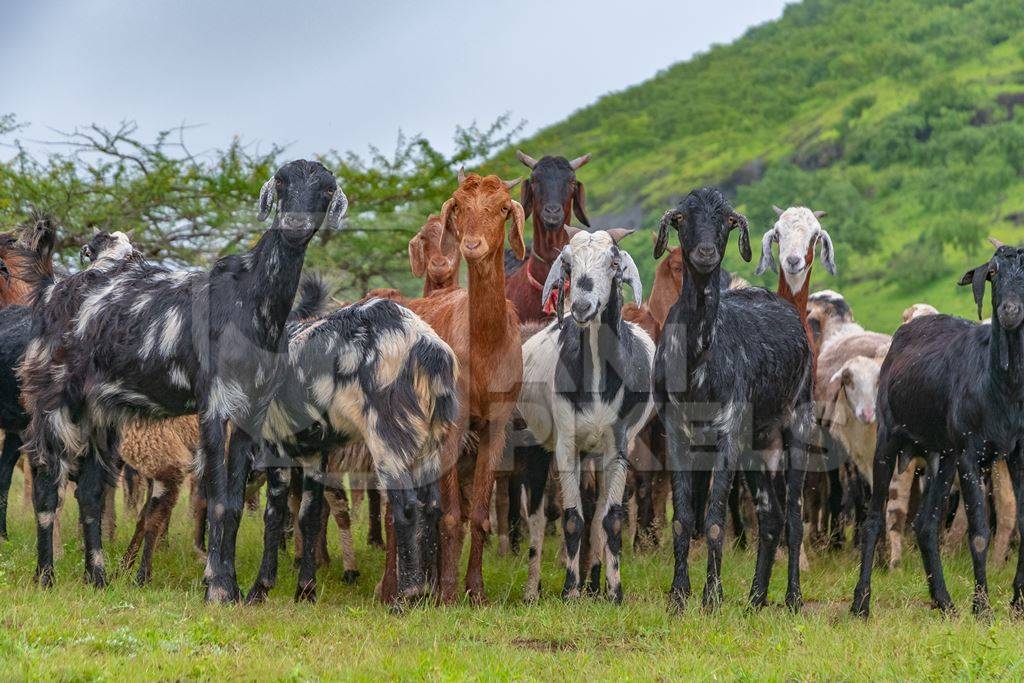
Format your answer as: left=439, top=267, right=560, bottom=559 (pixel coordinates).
left=3, top=468, right=1024, bottom=681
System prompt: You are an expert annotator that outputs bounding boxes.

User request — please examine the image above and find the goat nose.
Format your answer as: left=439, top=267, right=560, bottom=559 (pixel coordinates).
left=430, top=258, right=447, bottom=268
left=571, top=300, right=593, bottom=320
left=463, top=239, right=481, bottom=250
left=695, top=244, right=716, bottom=258
left=786, top=255, right=802, bottom=268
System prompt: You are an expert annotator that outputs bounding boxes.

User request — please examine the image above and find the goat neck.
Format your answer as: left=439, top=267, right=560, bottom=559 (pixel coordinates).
left=558, top=280, right=627, bottom=403
left=527, top=202, right=572, bottom=279
left=776, top=243, right=817, bottom=363
left=676, top=258, right=720, bottom=370
left=468, top=241, right=512, bottom=348
left=988, top=318, right=1024, bottom=397
left=243, top=227, right=311, bottom=346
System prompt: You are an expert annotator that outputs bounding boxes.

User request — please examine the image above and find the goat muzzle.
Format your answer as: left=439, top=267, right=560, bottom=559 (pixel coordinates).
left=690, top=243, right=719, bottom=274
left=997, top=300, right=1024, bottom=330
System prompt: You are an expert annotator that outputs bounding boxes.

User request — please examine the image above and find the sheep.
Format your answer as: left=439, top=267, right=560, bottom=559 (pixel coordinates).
left=18, top=160, right=347, bottom=601
left=806, top=289, right=858, bottom=351
left=516, top=227, right=653, bottom=603
left=392, top=170, right=526, bottom=606
left=506, top=151, right=592, bottom=323
left=245, top=294, right=458, bottom=605
left=902, top=303, right=939, bottom=323
left=408, top=214, right=461, bottom=296
left=852, top=240, right=1024, bottom=618
left=653, top=187, right=813, bottom=612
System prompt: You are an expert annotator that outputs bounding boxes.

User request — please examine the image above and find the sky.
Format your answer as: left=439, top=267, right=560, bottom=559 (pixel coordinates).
left=1, top=0, right=789, bottom=159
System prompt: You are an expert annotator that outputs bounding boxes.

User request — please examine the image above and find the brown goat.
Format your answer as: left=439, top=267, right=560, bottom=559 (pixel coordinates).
left=408, top=214, right=461, bottom=296
left=391, top=171, right=525, bottom=605
left=0, top=212, right=56, bottom=308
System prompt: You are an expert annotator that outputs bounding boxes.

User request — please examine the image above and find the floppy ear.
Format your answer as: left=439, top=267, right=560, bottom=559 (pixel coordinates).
left=817, top=228, right=836, bottom=275
left=573, top=181, right=590, bottom=227
left=821, top=369, right=847, bottom=427
left=728, top=212, right=751, bottom=262
left=654, top=210, right=679, bottom=259
left=755, top=227, right=778, bottom=276
left=520, top=179, right=533, bottom=221
left=439, top=198, right=458, bottom=240
left=509, top=201, right=527, bottom=260
left=408, top=235, right=426, bottom=278
left=325, top=187, right=349, bottom=231
left=618, top=251, right=643, bottom=306
left=958, top=261, right=992, bottom=320
left=257, top=177, right=277, bottom=222
left=544, top=246, right=569, bottom=313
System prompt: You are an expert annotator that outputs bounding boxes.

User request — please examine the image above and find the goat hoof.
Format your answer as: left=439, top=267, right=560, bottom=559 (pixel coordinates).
left=932, top=599, right=957, bottom=617
left=342, top=570, right=360, bottom=585
left=245, top=584, right=270, bottom=605
left=87, top=569, right=108, bottom=589
left=972, top=595, right=992, bottom=621
left=133, top=571, right=151, bottom=588
left=34, top=567, right=55, bottom=589
left=785, top=592, right=803, bottom=613
left=701, top=586, right=723, bottom=613
left=205, top=578, right=240, bottom=604
left=609, top=586, right=624, bottom=605
left=294, top=581, right=317, bottom=603
left=466, top=589, right=489, bottom=607
left=850, top=586, right=870, bottom=618
left=668, top=586, right=690, bottom=613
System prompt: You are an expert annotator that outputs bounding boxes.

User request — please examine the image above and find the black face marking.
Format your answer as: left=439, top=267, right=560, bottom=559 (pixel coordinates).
left=577, top=274, right=594, bottom=292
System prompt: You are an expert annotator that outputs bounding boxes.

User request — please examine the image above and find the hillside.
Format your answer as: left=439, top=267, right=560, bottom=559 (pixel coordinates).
left=495, top=0, right=1024, bottom=332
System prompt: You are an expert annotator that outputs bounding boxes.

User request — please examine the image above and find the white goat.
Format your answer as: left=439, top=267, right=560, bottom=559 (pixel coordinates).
left=518, top=228, right=654, bottom=603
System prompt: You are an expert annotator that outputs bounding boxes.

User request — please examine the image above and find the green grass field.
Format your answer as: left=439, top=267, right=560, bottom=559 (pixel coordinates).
left=2, top=467, right=1024, bottom=681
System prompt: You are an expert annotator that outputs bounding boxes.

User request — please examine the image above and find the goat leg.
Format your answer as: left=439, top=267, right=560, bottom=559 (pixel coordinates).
left=701, top=435, right=737, bottom=612
left=465, top=422, right=507, bottom=605
left=75, top=447, right=108, bottom=588
left=295, top=462, right=326, bottom=603
left=665, top=416, right=694, bottom=610
left=135, top=478, right=181, bottom=586
left=600, top=430, right=630, bottom=604
left=0, top=432, right=22, bottom=540
left=914, top=454, right=958, bottom=615
left=1008, top=446, right=1024, bottom=615
left=851, top=430, right=900, bottom=618
left=199, top=416, right=238, bottom=604
left=325, top=485, right=359, bottom=584
left=522, top=446, right=552, bottom=603
left=958, top=445, right=991, bottom=618
left=992, top=459, right=1015, bottom=567
left=245, top=466, right=290, bottom=604
left=437, top=425, right=464, bottom=605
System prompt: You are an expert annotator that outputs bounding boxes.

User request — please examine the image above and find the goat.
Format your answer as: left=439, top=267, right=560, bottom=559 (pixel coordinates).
left=653, top=187, right=813, bottom=612
left=0, top=215, right=58, bottom=541
left=18, top=160, right=347, bottom=601
left=396, top=170, right=526, bottom=605
left=852, top=240, right=1024, bottom=618
left=903, top=303, right=939, bottom=323
left=807, top=289, right=857, bottom=351
left=517, top=227, right=652, bottom=603
left=505, top=151, right=591, bottom=323
left=408, top=214, right=461, bottom=296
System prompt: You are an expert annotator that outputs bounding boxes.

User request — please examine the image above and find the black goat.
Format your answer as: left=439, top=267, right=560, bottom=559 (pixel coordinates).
left=852, top=241, right=1024, bottom=618
left=0, top=304, right=31, bottom=541
left=18, top=160, right=346, bottom=602
left=653, top=187, right=813, bottom=612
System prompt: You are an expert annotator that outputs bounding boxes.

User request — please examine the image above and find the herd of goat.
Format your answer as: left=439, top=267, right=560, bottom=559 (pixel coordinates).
left=1, top=152, right=1023, bottom=620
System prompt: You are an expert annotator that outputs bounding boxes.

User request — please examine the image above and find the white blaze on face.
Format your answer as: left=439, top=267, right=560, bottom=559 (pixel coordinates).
left=838, top=356, right=881, bottom=424
left=775, top=208, right=823, bottom=294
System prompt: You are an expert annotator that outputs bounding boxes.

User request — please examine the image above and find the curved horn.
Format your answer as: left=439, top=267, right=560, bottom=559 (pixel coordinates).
left=325, top=187, right=350, bottom=231
left=503, top=177, right=522, bottom=190
left=813, top=210, right=828, bottom=219
left=257, top=177, right=277, bottom=222
left=541, top=246, right=570, bottom=320
left=772, top=205, right=785, bottom=217
left=605, top=228, right=636, bottom=244
left=755, top=227, right=778, bottom=276
left=516, top=150, right=538, bottom=169
left=457, top=167, right=466, bottom=184
left=569, top=153, right=592, bottom=170
left=989, top=236, right=1006, bottom=249
left=564, top=225, right=584, bottom=240
left=618, top=250, right=643, bottom=306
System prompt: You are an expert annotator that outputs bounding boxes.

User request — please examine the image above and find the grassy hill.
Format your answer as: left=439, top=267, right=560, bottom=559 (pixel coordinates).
left=493, top=0, right=1024, bottom=332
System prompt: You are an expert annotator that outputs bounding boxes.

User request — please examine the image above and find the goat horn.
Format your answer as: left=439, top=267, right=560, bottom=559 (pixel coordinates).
left=605, top=228, right=636, bottom=244
left=772, top=205, right=785, bottom=217
left=989, top=236, right=1006, bottom=249
left=813, top=210, right=828, bottom=219
left=564, top=225, right=584, bottom=240
left=569, top=153, right=592, bottom=171
left=503, top=177, right=522, bottom=190
left=516, top=150, right=538, bottom=169
left=457, top=167, right=466, bottom=184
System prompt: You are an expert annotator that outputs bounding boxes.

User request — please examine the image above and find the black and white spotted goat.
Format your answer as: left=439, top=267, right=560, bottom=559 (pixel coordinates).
left=517, top=227, right=654, bottom=603
left=19, top=160, right=346, bottom=602
left=653, top=188, right=813, bottom=612
left=246, top=295, right=458, bottom=605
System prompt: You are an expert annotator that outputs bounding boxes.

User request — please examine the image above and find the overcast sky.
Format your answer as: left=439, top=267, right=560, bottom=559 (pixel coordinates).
left=1, top=0, right=789, bottom=158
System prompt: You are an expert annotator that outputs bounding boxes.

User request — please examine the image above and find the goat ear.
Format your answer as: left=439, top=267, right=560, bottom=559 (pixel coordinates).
left=439, top=198, right=457, bottom=239
left=817, top=228, right=837, bottom=276
left=541, top=247, right=568, bottom=317
left=572, top=181, right=590, bottom=227
left=821, top=369, right=846, bottom=426
left=755, top=227, right=777, bottom=276
left=520, top=179, right=533, bottom=221
left=654, top=210, right=678, bottom=259
left=509, top=201, right=527, bottom=260
left=408, top=235, right=426, bottom=278
left=618, top=251, right=643, bottom=306
left=257, top=177, right=277, bottom=222
left=325, top=187, right=349, bottom=231
left=729, top=212, right=751, bottom=262
left=958, top=262, right=992, bottom=319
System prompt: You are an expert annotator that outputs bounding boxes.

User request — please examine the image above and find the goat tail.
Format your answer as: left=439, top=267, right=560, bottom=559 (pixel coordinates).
left=289, top=273, right=330, bottom=321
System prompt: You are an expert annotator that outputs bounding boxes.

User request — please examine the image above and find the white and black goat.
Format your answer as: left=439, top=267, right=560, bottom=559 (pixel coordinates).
left=517, top=228, right=654, bottom=603
left=245, top=296, right=458, bottom=605
left=653, top=188, right=813, bottom=612
left=18, top=160, right=347, bottom=602
left=852, top=240, right=1024, bottom=618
